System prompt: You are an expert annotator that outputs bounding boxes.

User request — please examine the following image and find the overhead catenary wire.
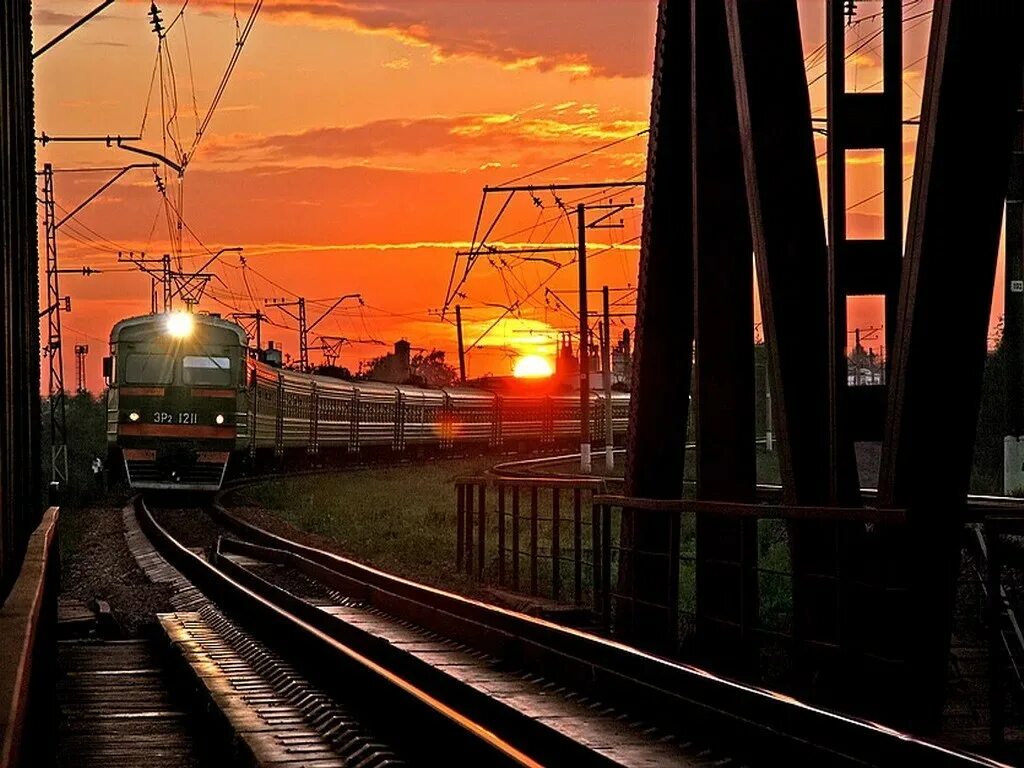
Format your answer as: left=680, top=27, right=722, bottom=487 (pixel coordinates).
left=189, top=0, right=264, bottom=165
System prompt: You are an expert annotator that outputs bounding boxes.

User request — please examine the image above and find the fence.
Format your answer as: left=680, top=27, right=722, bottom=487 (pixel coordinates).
left=455, top=476, right=606, bottom=609
left=454, top=477, right=1024, bottom=742
left=456, top=481, right=912, bottom=689
left=973, top=517, right=1024, bottom=746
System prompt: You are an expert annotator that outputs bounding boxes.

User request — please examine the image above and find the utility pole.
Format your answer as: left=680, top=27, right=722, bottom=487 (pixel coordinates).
left=265, top=294, right=362, bottom=372
left=41, top=164, right=68, bottom=489
left=577, top=204, right=591, bottom=472
left=444, top=179, right=641, bottom=320
left=602, top=286, right=614, bottom=470
left=74, top=345, right=89, bottom=394
left=119, top=251, right=173, bottom=311
left=162, top=254, right=172, bottom=310
left=1006, top=89, right=1024, bottom=493
left=853, top=328, right=861, bottom=386
left=575, top=201, right=634, bottom=472
left=232, top=311, right=267, bottom=352
left=266, top=298, right=308, bottom=370
left=39, top=164, right=151, bottom=491
left=455, top=304, right=467, bottom=383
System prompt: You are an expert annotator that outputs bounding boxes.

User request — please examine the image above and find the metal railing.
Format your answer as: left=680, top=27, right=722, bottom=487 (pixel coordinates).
left=971, top=518, right=1024, bottom=746
left=455, top=476, right=605, bottom=608
left=0, top=507, right=59, bottom=768
left=592, top=495, right=912, bottom=685
left=455, top=473, right=1024, bottom=744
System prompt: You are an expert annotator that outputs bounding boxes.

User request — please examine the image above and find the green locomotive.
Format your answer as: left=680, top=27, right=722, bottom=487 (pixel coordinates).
left=106, top=312, right=630, bottom=491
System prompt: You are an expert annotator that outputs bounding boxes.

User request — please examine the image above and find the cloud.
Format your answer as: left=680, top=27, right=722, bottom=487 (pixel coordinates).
left=207, top=110, right=648, bottom=170
left=33, top=8, right=122, bottom=26
left=123, top=0, right=658, bottom=78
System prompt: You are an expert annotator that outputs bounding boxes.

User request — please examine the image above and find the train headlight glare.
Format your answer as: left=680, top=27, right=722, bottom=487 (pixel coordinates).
left=215, top=414, right=225, bottom=425
left=166, top=311, right=194, bottom=338
left=128, top=411, right=140, bottom=422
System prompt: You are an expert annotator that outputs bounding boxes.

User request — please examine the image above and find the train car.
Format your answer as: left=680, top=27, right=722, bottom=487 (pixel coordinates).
left=106, top=312, right=247, bottom=490
left=107, top=312, right=630, bottom=491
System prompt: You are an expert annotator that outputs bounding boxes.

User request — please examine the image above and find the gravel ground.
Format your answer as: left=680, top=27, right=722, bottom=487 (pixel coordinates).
left=59, top=504, right=176, bottom=636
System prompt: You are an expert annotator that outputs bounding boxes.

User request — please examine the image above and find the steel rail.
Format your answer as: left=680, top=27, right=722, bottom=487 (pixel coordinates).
left=134, top=497, right=543, bottom=767
left=207, top=498, right=1005, bottom=767
left=212, top=536, right=625, bottom=767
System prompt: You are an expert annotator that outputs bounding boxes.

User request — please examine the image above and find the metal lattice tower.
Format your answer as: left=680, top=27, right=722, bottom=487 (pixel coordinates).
left=74, top=344, right=89, bottom=394
left=41, top=163, right=68, bottom=486
left=266, top=297, right=309, bottom=370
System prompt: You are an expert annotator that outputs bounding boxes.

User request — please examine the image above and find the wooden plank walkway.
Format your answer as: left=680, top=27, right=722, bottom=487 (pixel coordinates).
left=160, top=611, right=355, bottom=767
left=57, top=639, right=213, bottom=768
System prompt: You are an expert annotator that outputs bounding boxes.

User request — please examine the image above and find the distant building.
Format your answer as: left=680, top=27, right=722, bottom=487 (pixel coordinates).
left=847, top=331, right=884, bottom=386
left=612, top=329, right=631, bottom=388
left=262, top=340, right=283, bottom=367
left=554, top=329, right=632, bottom=391
left=554, top=332, right=578, bottom=382
left=367, top=340, right=412, bottom=384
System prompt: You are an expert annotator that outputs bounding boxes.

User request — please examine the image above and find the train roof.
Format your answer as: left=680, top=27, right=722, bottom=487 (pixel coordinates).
left=268, top=362, right=624, bottom=401
left=110, top=312, right=247, bottom=345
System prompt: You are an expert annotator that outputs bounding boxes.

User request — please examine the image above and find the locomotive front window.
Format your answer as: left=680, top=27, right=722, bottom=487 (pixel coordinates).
left=125, top=353, right=174, bottom=384
left=183, top=355, right=232, bottom=386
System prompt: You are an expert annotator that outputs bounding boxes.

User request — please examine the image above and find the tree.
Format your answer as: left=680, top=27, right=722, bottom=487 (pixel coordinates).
left=359, top=348, right=458, bottom=388
left=410, top=350, right=458, bottom=388
left=310, top=364, right=352, bottom=380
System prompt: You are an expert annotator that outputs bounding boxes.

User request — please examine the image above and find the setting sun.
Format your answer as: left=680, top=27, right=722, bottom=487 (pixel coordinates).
left=513, top=355, right=554, bottom=378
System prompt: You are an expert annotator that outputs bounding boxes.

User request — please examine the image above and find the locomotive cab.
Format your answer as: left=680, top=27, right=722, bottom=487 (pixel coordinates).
left=108, top=312, right=247, bottom=490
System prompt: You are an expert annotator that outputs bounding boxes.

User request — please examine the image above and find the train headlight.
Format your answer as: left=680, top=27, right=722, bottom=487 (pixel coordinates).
left=166, top=311, right=194, bottom=338
left=215, top=414, right=225, bottom=425
left=129, top=411, right=140, bottom=422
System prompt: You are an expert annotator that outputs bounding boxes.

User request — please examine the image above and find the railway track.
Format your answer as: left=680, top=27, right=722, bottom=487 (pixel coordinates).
left=131, top=491, right=1008, bottom=766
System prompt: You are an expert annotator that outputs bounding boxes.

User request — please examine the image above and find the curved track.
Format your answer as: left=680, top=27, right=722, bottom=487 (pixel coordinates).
left=187, top=493, right=1006, bottom=767
left=137, top=496, right=556, bottom=766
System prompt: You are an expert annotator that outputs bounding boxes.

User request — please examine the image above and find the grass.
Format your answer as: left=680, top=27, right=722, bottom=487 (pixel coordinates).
left=230, top=457, right=495, bottom=589
left=231, top=453, right=793, bottom=624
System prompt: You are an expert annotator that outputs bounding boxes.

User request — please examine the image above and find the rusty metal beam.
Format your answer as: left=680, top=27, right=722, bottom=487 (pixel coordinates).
left=620, top=0, right=693, bottom=652
left=879, top=0, right=1024, bottom=731
left=827, top=0, right=902, bottom=459
left=725, top=0, right=843, bottom=701
left=819, top=0, right=904, bottom=721
left=691, top=0, right=757, bottom=678
left=725, top=0, right=833, bottom=506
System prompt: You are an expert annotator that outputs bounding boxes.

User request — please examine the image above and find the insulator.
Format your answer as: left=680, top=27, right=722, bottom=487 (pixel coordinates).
left=149, top=2, right=164, bottom=36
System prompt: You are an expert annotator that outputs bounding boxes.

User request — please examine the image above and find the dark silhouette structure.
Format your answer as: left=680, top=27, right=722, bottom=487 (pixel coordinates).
left=623, top=0, right=1024, bottom=732
left=0, top=3, right=40, bottom=595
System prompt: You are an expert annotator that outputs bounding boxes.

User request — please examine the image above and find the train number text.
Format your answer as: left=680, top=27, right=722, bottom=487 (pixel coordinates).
left=153, top=412, right=199, bottom=424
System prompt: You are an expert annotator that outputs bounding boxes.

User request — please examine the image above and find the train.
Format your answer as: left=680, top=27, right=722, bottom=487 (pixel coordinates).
left=105, top=312, right=630, bottom=490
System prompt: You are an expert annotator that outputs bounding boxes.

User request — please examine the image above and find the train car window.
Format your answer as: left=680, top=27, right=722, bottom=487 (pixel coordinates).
left=125, top=353, right=174, bottom=384
left=183, top=355, right=233, bottom=386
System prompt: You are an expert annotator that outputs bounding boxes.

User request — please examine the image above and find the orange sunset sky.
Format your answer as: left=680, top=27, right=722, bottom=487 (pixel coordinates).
left=32, top=1, right=1006, bottom=392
